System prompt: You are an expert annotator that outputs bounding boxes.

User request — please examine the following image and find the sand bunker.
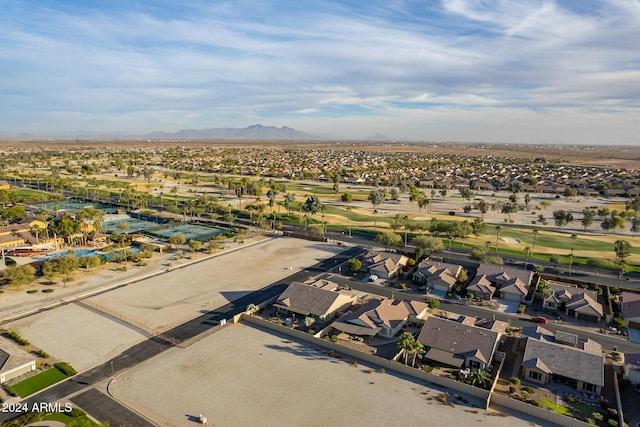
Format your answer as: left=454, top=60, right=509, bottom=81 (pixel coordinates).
left=502, top=237, right=521, bottom=244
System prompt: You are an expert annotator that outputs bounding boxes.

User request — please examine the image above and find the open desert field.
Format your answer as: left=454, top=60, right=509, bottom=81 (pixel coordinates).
left=112, top=323, right=540, bottom=427
left=86, top=237, right=345, bottom=332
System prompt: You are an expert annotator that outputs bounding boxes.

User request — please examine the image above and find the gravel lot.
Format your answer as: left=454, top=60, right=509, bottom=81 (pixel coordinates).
left=5, top=303, right=147, bottom=372
left=113, top=323, right=539, bottom=427
left=85, top=237, right=344, bottom=332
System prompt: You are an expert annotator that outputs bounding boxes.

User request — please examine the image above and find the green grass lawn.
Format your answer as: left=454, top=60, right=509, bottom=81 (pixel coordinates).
left=572, top=402, right=597, bottom=413
left=541, top=398, right=572, bottom=414
left=7, top=367, right=68, bottom=398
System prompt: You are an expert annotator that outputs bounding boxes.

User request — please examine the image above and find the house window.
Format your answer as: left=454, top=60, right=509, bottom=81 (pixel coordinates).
left=528, top=371, right=542, bottom=381
left=468, top=360, right=481, bottom=369
left=583, top=382, right=596, bottom=392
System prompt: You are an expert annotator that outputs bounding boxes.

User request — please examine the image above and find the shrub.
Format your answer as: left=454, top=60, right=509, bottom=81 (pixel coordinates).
left=42, top=288, right=54, bottom=293
left=69, top=407, right=86, bottom=418
left=586, top=419, right=596, bottom=426
left=612, top=317, right=626, bottom=329
left=54, top=362, right=77, bottom=376
left=399, top=283, right=407, bottom=290
left=509, top=377, right=521, bottom=385
left=608, top=420, right=618, bottom=427
left=567, top=396, right=577, bottom=404
left=35, top=349, right=50, bottom=358
left=427, top=298, right=440, bottom=309
left=26, top=289, right=38, bottom=294
left=379, top=368, right=385, bottom=374
left=509, top=385, right=517, bottom=394
left=7, top=331, right=29, bottom=346
left=517, top=304, right=526, bottom=314
left=522, top=386, right=536, bottom=393
left=530, top=400, right=542, bottom=407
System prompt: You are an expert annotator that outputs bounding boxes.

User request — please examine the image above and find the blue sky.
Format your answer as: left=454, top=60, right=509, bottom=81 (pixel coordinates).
left=1, top=0, right=639, bottom=143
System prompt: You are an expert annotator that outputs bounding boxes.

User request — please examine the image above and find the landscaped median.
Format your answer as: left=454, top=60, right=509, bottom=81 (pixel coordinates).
left=3, top=362, right=77, bottom=398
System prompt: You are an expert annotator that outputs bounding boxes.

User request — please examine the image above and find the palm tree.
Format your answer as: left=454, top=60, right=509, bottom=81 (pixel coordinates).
left=31, top=224, right=41, bottom=245
left=495, top=226, right=502, bottom=253
left=568, top=233, right=577, bottom=277
left=411, top=340, right=425, bottom=367
left=346, top=206, right=352, bottom=238
left=396, top=332, right=415, bottom=365
left=523, top=246, right=531, bottom=268
left=531, top=228, right=539, bottom=258
left=471, top=369, right=492, bottom=389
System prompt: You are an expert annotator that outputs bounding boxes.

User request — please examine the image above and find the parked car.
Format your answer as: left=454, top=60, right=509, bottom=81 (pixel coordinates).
left=530, top=316, right=548, bottom=324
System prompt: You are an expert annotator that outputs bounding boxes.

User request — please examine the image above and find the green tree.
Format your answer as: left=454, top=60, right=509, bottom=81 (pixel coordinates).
left=412, top=235, right=443, bottom=259
left=471, top=218, right=486, bottom=238
left=375, top=231, right=403, bottom=251
left=614, top=239, right=632, bottom=280
left=302, top=194, right=324, bottom=228
left=553, top=209, right=574, bottom=228
left=188, top=239, right=203, bottom=253
left=582, top=208, right=596, bottom=231
left=368, top=189, right=385, bottom=210
left=1, top=264, right=35, bottom=287
left=168, top=233, right=186, bottom=249
left=283, top=193, right=295, bottom=213
left=347, top=258, right=362, bottom=274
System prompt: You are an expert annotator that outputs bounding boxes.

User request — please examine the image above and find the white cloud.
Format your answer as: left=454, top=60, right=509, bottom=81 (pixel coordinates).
left=0, top=0, right=638, bottom=143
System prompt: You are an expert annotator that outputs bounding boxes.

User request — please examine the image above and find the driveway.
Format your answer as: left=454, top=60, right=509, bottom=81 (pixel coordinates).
left=497, top=298, right=521, bottom=314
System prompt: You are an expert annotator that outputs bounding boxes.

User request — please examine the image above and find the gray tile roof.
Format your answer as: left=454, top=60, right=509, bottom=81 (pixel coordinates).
left=522, top=337, right=604, bottom=387
left=275, top=281, right=355, bottom=318
left=417, top=316, right=500, bottom=364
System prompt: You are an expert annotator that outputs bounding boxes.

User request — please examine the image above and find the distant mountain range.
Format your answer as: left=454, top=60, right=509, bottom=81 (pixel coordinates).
left=144, top=124, right=314, bottom=140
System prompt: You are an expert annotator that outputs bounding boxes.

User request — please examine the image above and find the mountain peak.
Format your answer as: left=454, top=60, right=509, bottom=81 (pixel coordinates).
left=145, top=124, right=313, bottom=140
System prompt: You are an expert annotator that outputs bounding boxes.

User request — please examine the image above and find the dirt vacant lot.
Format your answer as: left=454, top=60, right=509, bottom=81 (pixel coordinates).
left=87, top=237, right=345, bottom=332
left=6, top=303, right=147, bottom=372
left=113, top=323, right=539, bottom=427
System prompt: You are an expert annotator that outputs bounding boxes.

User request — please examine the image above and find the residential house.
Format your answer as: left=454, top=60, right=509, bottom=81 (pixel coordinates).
left=274, top=281, right=357, bottom=325
left=468, top=264, right=534, bottom=302
left=622, top=292, right=640, bottom=329
left=498, top=277, right=529, bottom=302
left=544, top=282, right=603, bottom=323
left=412, top=260, right=464, bottom=293
left=0, top=339, right=36, bottom=384
left=416, top=316, right=501, bottom=370
left=361, top=250, right=408, bottom=280
left=520, top=331, right=604, bottom=395
left=330, top=298, right=428, bottom=339
left=466, top=275, right=496, bottom=300
left=623, top=353, right=640, bottom=385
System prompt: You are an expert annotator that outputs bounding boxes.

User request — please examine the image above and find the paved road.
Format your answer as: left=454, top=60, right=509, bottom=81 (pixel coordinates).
left=71, top=388, right=155, bottom=427
left=0, top=242, right=361, bottom=424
